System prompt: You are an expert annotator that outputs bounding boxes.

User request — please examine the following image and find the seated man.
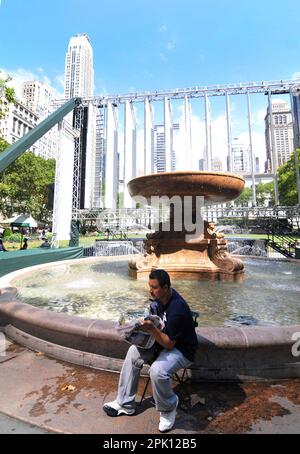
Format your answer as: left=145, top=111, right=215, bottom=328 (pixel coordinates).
left=40, top=238, right=50, bottom=248
left=103, top=269, right=198, bottom=433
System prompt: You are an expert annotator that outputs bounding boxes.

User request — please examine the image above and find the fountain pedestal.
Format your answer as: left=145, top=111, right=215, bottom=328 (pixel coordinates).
left=129, top=220, right=244, bottom=280
left=127, top=171, right=245, bottom=280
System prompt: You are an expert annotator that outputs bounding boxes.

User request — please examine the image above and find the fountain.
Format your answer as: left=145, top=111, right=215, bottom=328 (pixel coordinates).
left=128, top=171, right=245, bottom=280
left=0, top=171, right=300, bottom=382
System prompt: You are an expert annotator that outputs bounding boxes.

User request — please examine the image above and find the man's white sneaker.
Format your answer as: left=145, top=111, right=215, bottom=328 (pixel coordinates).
left=159, top=395, right=179, bottom=432
left=103, top=400, right=136, bottom=417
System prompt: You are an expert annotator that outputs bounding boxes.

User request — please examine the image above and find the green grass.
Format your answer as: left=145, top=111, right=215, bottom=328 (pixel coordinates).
left=3, top=233, right=147, bottom=251
left=3, top=232, right=298, bottom=252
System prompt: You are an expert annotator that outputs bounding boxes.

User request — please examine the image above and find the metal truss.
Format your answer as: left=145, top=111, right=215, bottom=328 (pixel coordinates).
left=204, top=205, right=300, bottom=221
left=72, top=207, right=163, bottom=233
left=72, top=205, right=300, bottom=227
left=73, top=207, right=153, bottom=222
left=89, top=79, right=300, bottom=105
left=51, top=79, right=300, bottom=108
left=72, top=107, right=84, bottom=213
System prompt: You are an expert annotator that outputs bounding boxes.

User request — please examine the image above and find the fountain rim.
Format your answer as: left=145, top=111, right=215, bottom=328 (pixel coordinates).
left=1, top=256, right=300, bottom=381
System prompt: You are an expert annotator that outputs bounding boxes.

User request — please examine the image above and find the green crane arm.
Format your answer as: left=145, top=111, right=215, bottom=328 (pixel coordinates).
left=0, top=97, right=82, bottom=173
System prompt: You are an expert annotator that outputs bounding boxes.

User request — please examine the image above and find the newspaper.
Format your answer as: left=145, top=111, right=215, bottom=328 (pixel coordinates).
left=116, top=314, right=164, bottom=349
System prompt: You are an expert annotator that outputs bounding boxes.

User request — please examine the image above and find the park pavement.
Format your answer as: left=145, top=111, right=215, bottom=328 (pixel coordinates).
left=0, top=335, right=300, bottom=434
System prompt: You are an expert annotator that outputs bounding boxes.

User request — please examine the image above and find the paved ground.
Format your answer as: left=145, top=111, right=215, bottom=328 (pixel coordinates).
left=0, top=412, right=49, bottom=434
left=1, top=335, right=300, bottom=434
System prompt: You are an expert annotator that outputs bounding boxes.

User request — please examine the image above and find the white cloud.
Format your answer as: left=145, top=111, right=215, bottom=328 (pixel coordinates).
left=158, top=23, right=167, bottom=33
left=292, top=72, right=300, bottom=80
left=253, top=108, right=266, bottom=125
left=210, top=114, right=229, bottom=168
left=0, top=67, right=62, bottom=100
left=55, top=73, right=65, bottom=90
left=166, top=41, right=175, bottom=51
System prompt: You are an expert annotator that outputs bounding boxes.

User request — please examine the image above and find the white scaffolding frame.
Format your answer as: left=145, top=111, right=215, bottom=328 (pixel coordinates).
left=52, top=78, right=300, bottom=222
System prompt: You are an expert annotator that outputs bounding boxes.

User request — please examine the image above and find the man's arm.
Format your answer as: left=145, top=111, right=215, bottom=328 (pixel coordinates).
left=139, top=320, right=176, bottom=350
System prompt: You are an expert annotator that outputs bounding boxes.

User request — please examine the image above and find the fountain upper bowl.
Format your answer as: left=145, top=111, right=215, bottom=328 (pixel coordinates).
left=128, top=171, right=245, bottom=204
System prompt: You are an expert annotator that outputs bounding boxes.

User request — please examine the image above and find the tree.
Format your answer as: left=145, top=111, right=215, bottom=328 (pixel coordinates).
left=0, top=137, right=9, bottom=153
left=0, top=72, right=16, bottom=119
left=256, top=182, right=275, bottom=206
left=278, top=149, right=300, bottom=206
left=0, top=75, right=55, bottom=222
left=0, top=140, right=56, bottom=222
left=233, top=187, right=252, bottom=207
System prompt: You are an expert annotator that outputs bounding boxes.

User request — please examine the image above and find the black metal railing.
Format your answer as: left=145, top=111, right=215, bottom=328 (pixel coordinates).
left=266, top=218, right=298, bottom=258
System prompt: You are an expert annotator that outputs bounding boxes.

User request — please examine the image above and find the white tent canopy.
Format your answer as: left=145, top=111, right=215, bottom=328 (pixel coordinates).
left=0, top=214, right=38, bottom=228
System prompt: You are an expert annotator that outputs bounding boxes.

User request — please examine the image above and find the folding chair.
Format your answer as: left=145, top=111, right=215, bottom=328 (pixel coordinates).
left=139, top=310, right=199, bottom=405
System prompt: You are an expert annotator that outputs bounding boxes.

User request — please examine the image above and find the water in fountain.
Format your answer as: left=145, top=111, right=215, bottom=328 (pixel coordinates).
left=227, top=239, right=267, bottom=256
left=11, top=257, right=300, bottom=328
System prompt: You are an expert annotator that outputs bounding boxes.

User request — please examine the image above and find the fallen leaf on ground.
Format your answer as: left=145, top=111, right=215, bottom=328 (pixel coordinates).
left=61, top=384, right=76, bottom=392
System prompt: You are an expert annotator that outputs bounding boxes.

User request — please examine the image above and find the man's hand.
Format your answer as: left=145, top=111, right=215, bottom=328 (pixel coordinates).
left=138, top=319, right=155, bottom=333
left=139, top=319, right=176, bottom=351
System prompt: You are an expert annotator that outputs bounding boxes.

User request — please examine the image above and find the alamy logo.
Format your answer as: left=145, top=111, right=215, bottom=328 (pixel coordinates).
left=291, top=332, right=300, bottom=357
left=0, top=332, right=6, bottom=357
left=96, top=195, right=205, bottom=242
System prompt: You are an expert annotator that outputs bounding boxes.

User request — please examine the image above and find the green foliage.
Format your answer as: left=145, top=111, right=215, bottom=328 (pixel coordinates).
left=255, top=181, right=275, bottom=206
left=278, top=149, right=300, bottom=206
left=45, top=232, right=53, bottom=240
left=3, top=228, right=13, bottom=238
left=0, top=75, right=55, bottom=222
left=0, top=137, right=9, bottom=153
left=6, top=233, right=22, bottom=242
left=234, top=187, right=252, bottom=206
left=117, top=192, right=123, bottom=209
left=0, top=73, right=16, bottom=119
left=0, top=140, right=56, bottom=222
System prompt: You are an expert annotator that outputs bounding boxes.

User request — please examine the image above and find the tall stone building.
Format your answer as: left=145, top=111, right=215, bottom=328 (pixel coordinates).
left=265, top=100, right=294, bottom=172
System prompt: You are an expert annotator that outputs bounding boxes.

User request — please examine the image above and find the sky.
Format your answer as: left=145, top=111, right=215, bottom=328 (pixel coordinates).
left=1, top=0, right=300, bottom=171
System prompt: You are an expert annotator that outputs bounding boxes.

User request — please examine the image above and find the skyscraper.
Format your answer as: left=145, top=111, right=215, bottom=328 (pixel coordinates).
left=154, top=123, right=179, bottom=172
left=64, top=33, right=94, bottom=99
left=64, top=33, right=97, bottom=209
left=265, top=100, right=294, bottom=172
left=231, top=137, right=250, bottom=174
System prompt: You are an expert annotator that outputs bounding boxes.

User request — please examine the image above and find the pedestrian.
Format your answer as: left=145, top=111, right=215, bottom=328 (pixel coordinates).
left=20, top=238, right=28, bottom=250
left=0, top=239, right=7, bottom=252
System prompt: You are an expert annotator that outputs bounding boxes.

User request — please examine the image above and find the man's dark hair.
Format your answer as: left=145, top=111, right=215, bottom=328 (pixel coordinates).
left=149, top=269, right=171, bottom=288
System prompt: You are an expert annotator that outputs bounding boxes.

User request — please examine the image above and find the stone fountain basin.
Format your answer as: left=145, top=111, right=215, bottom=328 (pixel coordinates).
left=0, top=257, right=300, bottom=382
left=128, top=171, right=245, bottom=204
